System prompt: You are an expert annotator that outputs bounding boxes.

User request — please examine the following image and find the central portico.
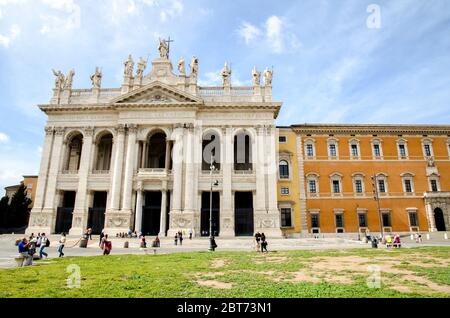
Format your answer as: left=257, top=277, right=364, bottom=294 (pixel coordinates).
left=26, top=40, right=283, bottom=238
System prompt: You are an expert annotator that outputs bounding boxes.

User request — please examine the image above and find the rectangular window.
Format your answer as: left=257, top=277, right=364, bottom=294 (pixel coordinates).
left=27, top=183, right=33, bottom=189
left=404, top=179, right=412, bottom=193
left=306, top=144, right=314, bottom=157
left=373, top=144, right=381, bottom=157
left=424, top=144, right=432, bottom=157
left=281, top=187, right=289, bottom=195
left=355, top=180, right=363, bottom=193
left=309, top=180, right=317, bottom=193
left=358, top=213, right=367, bottom=227
left=399, top=144, right=406, bottom=157
left=351, top=144, right=359, bottom=157
left=378, top=180, right=386, bottom=193
left=382, top=212, right=391, bottom=227
left=332, top=180, right=340, bottom=193
left=329, top=144, right=337, bottom=157
left=281, top=208, right=292, bottom=227
left=431, top=180, right=438, bottom=192
left=311, top=214, right=320, bottom=228
left=409, top=212, right=418, bottom=227
left=279, top=136, right=287, bottom=143
left=335, top=214, right=344, bottom=228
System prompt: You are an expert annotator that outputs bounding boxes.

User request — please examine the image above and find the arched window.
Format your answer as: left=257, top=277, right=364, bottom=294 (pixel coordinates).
left=202, top=131, right=221, bottom=171
left=234, top=131, right=252, bottom=171
left=279, top=160, right=289, bottom=179
left=65, top=133, right=83, bottom=172
left=95, top=133, right=113, bottom=172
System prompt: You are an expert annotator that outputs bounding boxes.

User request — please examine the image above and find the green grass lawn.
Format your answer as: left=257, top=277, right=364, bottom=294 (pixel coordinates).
left=1, top=247, right=449, bottom=298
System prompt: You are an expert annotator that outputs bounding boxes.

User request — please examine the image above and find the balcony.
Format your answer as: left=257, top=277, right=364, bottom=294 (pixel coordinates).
left=137, top=168, right=171, bottom=180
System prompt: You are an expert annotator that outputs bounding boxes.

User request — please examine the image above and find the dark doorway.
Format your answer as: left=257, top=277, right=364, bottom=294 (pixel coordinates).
left=234, top=192, right=254, bottom=236
left=55, top=191, right=76, bottom=234
left=147, top=133, right=167, bottom=168
left=142, top=192, right=162, bottom=236
left=88, top=192, right=107, bottom=235
left=201, top=192, right=220, bottom=237
left=434, top=208, right=447, bottom=231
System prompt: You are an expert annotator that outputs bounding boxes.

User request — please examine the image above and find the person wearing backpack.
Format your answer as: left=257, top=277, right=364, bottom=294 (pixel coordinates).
left=39, top=233, right=49, bottom=259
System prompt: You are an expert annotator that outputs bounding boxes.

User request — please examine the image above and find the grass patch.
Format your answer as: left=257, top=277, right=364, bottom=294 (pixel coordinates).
left=0, top=247, right=449, bottom=298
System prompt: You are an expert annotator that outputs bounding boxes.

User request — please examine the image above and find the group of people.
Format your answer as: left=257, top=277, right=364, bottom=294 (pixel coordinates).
left=139, top=235, right=161, bottom=248
left=115, top=230, right=138, bottom=239
left=174, top=231, right=184, bottom=245
left=383, top=234, right=402, bottom=248
left=16, top=232, right=67, bottom=265
left=254, top=232, right=268, bottom=253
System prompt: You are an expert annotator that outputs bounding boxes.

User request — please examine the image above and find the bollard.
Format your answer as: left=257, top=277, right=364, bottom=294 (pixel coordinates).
left=410, top=234, right=414, bottom=241
left=444, top=233, right=448, bottom=240
left=426, top=233, right=430, bottom=240
left=124, top=241, right=129, bottom=248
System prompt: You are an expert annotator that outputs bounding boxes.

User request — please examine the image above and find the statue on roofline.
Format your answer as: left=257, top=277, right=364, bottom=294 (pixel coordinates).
left=90, top=67, right=102, bottom=89
left=177, top=57, right=185, bottom=75
left=252, top=66, right=261, bottom=86
left=64, top=69, right=75, bottom=89
left=221, top=62, right=231, bottom=87
left=190, top=56, right=199, bottom=79
left=264, top=67, right=273, bottom=86
left=124, top=54, right=134, bottom=78
left=136, top=57, right=147, bottom=80
left=52, top=69, right=65, bottom=90
left=158, top=38, right=169, bottom=59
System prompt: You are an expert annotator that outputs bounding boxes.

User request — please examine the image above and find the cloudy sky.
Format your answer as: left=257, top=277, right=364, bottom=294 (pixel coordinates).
left=0, top=0, right=449, bottom=195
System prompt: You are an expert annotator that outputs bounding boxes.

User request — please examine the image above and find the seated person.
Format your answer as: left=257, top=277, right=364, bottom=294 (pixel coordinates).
left=140, top=236, right=147, bottom=248
left=385, top=235, right=393, bottom=247
left=152, top=236, right=160, bottom=248
left=393, top=234, right=401, bottom=248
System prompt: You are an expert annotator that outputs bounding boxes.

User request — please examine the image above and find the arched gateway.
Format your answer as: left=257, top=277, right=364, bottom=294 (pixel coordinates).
left=26, top=40, right=282, bottom=238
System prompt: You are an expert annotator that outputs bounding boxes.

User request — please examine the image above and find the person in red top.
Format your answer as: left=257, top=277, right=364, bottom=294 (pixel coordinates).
left=101, top=234, right=112, bottom=255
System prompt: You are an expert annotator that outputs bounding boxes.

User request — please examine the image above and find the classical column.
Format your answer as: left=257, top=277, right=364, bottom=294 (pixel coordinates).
left=426, top=203, right=437, bottom=232
left=70, top=127, right=95, bottom=235
left=159, top=189, right=167, bottom=237
left=255, top=126, right=266, bottom=213
left=42, top=127, right=65, bottom=233
left=164, top=140, right=171, bottom=171
left=141, top=140, right=148, bottom=168
left=221, top=126, right=234, bottom=237
left=183, top=124, right=195, bottom=213
left=108, top=124, right=126, bottom=212
left=167, top=124, right=184, bottom=236
left=26, top=126, right=55, bottom=235
left=135, top=182, right=143, bottom=234
left=266, top=125, right=278, bottom=212
left=296, top=135, right=308, bottom=234
left=121, top=124, right=138, bottom=213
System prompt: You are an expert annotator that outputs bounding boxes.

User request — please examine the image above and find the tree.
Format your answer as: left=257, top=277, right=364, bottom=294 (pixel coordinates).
left=0, top=196, right=9, bottom=228
left=9, top=183, right=32, bottom=228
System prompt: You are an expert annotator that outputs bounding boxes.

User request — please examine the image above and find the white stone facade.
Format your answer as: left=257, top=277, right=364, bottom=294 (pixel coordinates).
left=26, top=43, right=283, bottom=238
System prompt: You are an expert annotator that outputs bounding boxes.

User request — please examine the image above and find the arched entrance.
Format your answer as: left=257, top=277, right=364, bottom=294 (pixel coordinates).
left=434, top=208, right=446, bottom=231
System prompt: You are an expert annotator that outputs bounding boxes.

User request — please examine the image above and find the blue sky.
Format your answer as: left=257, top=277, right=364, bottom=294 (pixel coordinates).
left=0, top=0, right=449, bottom=194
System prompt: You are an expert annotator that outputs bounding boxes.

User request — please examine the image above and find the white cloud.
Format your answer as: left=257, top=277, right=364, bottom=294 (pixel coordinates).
left=265, top=16, right=284, bottom=53
left=0, top=24, right=20, bottom=48
left=0, top=132, right=10, bottom=143
left=238, top=22, right=261, bottom=44
left=159, top=0, right=183, bottom=22
left=39, top=0, right=81, bottom=34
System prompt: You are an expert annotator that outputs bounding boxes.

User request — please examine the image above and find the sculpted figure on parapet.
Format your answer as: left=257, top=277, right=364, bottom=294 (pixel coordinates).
left=52, top=69, right=65, bottom=90
left=177, top=57, right=186, bottom=75
left=64, top=69, right=75, bottom=89
left=190, top=56, right=199, bottom=78
left=221, top=62, right=231, bottom=86
left=264, top=67, right=273, bottom=86
left=124, top=54, right=134, bottom=78
left=252, top=66, right=261, bottom=86
left=90, top=67, right=102, bottom=89
left=158, top=38, right=169, bottom=59
left=136, top=57, right=147, bottom=80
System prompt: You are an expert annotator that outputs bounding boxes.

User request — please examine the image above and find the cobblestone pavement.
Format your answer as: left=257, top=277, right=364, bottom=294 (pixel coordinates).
left=1, top=233, right=449, bottom=268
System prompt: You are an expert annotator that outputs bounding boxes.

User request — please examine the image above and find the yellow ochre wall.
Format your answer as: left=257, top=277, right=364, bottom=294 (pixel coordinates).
left=277, top=126, right=450, bottom=235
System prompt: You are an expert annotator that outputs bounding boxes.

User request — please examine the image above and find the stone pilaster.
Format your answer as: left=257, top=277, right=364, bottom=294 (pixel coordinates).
left=255, top=125, right=266, bottom=213
left=183, top=124, right=195, bottom=213
left=70, top=126, right=94, bottom=235
left=296, top=135, right=308, bottom=234
left=221, top=126, right=234, bottom=237
left=135, top=182, right=143, bottom=234
left=41, top=127, right=65, bottom=233
left=159, top=189, right=168, bottom=237
left=26, top=126, right=55, bottom=235
left=121, top=124, right=138, bottom=214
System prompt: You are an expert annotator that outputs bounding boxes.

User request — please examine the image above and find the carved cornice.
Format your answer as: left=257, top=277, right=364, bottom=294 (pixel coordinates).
left=44, top=126, right=54, bottom=135
left=54, top=127, right=66, bottom=135
left=290, top=124, right=450, bottom=136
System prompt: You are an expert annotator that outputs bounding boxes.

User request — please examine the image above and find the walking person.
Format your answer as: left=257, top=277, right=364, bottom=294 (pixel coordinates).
left=36, top=233, right=42, bottom=248
left=39, top=233, right=49, bottom=259
left=254, top=232, right=261, bottom=252
left=174, top=233, right=178, bottom=246
left=29, top=235, right=37, bottom=259
left=189, top=228, right=193, bottom=240
left=57, top=232, right=66, bottom=257
left=179, top=231, right=183, bottom=246
left=261, top=233, right=268, bottom=253
left=100, top=234, right=112, bottom=255
left=87, top=228, right=93, bottom=240
left=99, top=229, right=105, bottom=247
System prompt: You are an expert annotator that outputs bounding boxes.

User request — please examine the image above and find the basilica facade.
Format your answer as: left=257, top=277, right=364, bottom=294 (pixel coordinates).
left=26, top=41, right=282, bottom=238
left=26, top=41, right=450, bottom=238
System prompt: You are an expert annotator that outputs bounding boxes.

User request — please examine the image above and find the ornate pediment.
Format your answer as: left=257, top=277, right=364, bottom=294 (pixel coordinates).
left=111, top=81, right=203, bottom=105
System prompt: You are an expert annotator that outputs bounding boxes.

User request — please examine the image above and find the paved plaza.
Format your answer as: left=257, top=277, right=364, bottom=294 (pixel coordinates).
left=1, top=232, right=449, bottom=269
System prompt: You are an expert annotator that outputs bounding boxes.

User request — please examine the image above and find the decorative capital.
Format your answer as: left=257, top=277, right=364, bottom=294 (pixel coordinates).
left=116, top=124, right=126, bottom=134
left=54, top=127, right=65, bottom=135
left=44, top=126, right=54, bottom=136
left=84, top=126, right=95, bottom=136
left=127, top=124, right=138, bottom=134
left=256, top=125, right=265, bottom=136
left=173, top=123, right=184, bottom=129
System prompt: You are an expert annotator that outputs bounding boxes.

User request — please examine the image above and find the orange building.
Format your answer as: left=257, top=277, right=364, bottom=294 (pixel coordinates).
left=4, top=175, right=38, bottom=210
left=277, top=125, right=450, bottom=236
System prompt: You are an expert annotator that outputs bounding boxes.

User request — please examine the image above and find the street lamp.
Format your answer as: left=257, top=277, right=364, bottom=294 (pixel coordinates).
left=372, top=174, right=384, bottom=239
left=209, top=153, right=219, bottom=251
